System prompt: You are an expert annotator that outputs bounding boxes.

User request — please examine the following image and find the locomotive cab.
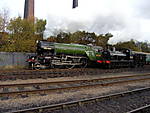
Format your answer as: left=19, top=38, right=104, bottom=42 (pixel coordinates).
left=37, top=41, right=55, bottom=56
left=132, top=51, right=146, bottom=67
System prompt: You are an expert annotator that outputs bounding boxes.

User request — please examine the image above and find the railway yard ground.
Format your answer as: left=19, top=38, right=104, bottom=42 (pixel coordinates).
left=0, top=66, right=150, bottom=113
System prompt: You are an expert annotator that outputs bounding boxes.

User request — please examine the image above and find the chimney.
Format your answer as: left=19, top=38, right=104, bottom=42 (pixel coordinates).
left=24, top=0, right=34, bottom=21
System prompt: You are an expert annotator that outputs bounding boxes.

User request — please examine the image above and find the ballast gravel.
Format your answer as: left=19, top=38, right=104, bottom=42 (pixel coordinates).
left=0, top=80, right=150, bottom=113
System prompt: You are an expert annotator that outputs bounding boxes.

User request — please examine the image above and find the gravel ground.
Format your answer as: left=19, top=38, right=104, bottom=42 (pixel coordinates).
left=56, top=87, right=150, bottom=113
left=0, top=80, right=150, bottom=113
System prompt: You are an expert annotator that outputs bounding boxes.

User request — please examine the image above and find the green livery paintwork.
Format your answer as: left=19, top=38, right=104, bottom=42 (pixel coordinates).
left=54, top=43, right=101, bottom=61
left=146, top=54, right=150, bottom=62
left=39, top=41, right=102, bottom=61
left=55, top=43, right=88, bottom=55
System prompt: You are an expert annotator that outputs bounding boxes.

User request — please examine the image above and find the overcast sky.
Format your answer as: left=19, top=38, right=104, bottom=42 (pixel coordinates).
left=0, top=0, right=150, bottom=44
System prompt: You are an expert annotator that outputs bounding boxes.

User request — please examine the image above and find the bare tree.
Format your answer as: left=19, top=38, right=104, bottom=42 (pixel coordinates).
left=0, top=8, right=10, bottom=32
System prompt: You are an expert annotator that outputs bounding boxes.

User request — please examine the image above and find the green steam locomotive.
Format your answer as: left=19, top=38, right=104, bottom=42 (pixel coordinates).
left=27, top=41, right=103, bottom=69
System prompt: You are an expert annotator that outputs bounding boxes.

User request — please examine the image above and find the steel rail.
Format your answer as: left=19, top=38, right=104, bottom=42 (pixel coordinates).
left=126, top=104, right=150, bottom=113
left=1, top=73, right=150, bottom=88
left=7, top=87, right=150, bottom=113
left=1, top=76, right=150, bottom=98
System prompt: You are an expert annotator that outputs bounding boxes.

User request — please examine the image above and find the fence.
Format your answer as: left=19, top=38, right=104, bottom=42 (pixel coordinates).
left=0, top=52, right=35, bottom=69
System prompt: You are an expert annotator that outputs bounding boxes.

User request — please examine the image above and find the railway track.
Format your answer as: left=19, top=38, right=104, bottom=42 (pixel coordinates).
left=7, top=87, right=150, bottom=113
left=1, top=73, right=150, bottom=100
left=0, top=67, right=149, bottom=81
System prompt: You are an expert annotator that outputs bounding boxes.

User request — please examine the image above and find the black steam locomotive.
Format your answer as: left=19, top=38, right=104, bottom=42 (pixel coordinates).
left=98, top=47, right=146, bottom=68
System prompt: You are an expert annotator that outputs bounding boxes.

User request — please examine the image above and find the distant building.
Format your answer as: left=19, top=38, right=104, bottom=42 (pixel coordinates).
left=24, top=0, right=34, bottom=21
